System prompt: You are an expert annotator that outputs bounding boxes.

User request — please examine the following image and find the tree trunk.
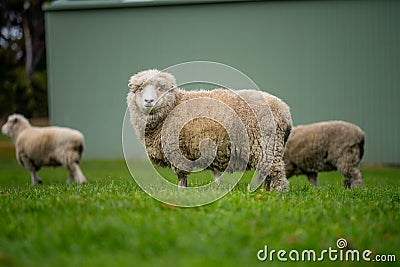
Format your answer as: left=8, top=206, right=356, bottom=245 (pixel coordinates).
left=22, top=17, right=33, bottom=77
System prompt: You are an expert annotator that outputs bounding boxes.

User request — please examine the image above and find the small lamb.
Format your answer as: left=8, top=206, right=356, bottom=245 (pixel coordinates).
left=1, top=114, right=87, bottom=185
left=284, top=120, right=365, bottom=188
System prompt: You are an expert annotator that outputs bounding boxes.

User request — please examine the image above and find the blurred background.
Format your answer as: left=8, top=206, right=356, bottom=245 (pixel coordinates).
left=1, top=0, right=399, bottom=164
left=0, top=0, right=48, bottom=119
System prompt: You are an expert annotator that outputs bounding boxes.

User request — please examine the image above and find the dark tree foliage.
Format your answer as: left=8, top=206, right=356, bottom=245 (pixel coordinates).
left=0, top=0, right=48, bottom=119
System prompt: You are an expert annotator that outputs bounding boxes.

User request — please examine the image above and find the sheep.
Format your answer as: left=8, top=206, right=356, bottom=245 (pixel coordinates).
left=1, top=114, right=87, bottom=185
left=126, top=69, right=292, bottom=192
left=283, top=120, right=365, bottom=188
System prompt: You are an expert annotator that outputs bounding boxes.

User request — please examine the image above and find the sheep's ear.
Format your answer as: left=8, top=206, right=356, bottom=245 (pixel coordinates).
left=128, top=78, right=140, bottom=93
left=158, top=72, right=177, bottom=89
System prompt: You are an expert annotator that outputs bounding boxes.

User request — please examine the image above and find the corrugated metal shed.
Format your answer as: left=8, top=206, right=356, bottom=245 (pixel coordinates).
left=44, top=0, right=400, bottom=164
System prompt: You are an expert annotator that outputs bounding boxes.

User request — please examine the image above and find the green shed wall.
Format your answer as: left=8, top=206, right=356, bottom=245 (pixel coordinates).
left=45, top=0, right=400, bottom=164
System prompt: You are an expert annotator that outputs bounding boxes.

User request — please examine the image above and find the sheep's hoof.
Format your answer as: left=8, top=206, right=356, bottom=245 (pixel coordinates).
left=269, top=179, right=289, bottom=193
left=177, top=185, right=187, bottom=190
left=178, top=178, right=187, bottom=188
left=32, top=180, right=43, bottom=186
left=350, top=180, right=363, bottom=188
left=271, top=187, right=289, bottom=193
left=343, top=180, right=352, bottom=188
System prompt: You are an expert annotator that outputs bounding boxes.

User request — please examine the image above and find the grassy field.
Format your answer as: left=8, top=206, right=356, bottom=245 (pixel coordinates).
left=0, top=143, right=399, bottom=267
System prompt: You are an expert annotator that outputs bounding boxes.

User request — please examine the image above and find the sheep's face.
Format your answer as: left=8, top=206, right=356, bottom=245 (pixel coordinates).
left=1, top=114, right=30, bottom=139
left=128, top=70, right=177, bottom=116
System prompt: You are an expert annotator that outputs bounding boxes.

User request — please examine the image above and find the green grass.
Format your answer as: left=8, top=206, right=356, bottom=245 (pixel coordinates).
left=0, top=144, right=399, bottom=267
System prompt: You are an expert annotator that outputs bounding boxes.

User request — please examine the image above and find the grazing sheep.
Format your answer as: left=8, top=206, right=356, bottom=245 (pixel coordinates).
left=1, top=114, right=87, bottom=185
left=126, top=69, right=292, bottom=192
left=284, top=120, right=365, bottom=188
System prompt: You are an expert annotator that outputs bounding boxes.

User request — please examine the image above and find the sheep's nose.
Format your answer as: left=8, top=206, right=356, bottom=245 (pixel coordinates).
left=144, top=98, right=155, bottom=104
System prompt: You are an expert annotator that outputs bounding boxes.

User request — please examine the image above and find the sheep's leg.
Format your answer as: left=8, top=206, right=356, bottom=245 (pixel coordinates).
left=172, top=167, right=189, bottom=189
left=262, top=175, right=271, bottom=191
left=177, top=172, right=188, bottom=189
left=340, top=166, right=363, bottom=188
left=212, top=170, right=222, bottom=184
left=67, top=162, right=87, bottom=185
left=30, top=171, right=43, bottom=185
left=307, top=172, right=319, bottom=187
left=349, top=168, right=363, bottom=188
left=268, top=162, right=289, bottom=192
left=336, top=146, right=364, bottom=188
left=284, top=161, right=295, bottom=179
left=18, top=152, right=42, bottom=185
left=268, top=138, right=289, bottom=192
